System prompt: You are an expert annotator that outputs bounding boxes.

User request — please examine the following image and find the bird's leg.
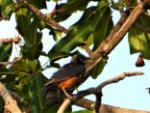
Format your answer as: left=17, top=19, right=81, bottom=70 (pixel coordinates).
left=62, top=89, right=74, bottom=100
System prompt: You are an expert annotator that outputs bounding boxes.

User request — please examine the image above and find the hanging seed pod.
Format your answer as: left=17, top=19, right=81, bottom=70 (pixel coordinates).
left=146, top=87, right=150, bottom=94
left=135, top=54, right=145, bottom=67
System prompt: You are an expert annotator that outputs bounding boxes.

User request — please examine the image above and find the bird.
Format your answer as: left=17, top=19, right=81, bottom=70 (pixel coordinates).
left=43, top=54, right=88, bottom=100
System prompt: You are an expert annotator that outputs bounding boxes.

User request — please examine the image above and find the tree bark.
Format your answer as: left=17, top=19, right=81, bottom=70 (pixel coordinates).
left=0, top=82, right=23, bottom=113
left=75, top=98, right=150, bottom=113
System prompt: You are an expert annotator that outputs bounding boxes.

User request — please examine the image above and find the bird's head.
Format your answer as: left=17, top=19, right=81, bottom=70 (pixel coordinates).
left=71, top=54, right=89, bottom=65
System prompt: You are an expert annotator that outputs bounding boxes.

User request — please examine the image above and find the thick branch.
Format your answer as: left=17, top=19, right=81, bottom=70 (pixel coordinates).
left=74, top=98, right=150, bottom=113
left=85, top=1, right=148, bottom=72
left=0, top=82, right=22, bottom=113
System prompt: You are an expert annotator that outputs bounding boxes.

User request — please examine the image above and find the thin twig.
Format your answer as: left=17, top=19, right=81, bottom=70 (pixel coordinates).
left=76, top=72, right=144, bottom=99
left=97, top=72, right=144, bottom=89
left=16, top=1, right=68, bottom=33
left=0, top=36, right=21, bottom=44
left=0, top=82, right=22, bottom=113
left=57, top=98, right=71, bottom=113
left=0, top=56, right=22, bottom=66
left=0, top=17, right=8, bottom=21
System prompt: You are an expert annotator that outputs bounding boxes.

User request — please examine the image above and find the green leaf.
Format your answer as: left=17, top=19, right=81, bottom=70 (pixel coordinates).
left=16, top=9, right=32, bottom=42
left=52, top=0, right=59, bottom=2
left=0, top=0, right=14, bottom=18
left=2, top=59, right=41, bottom=96
left=16, top=9, right=42, bottom=43
left=0, top=44, right=12, bottom=62
left=0, top=96, right=4, bottom=112
left=93, top=5, right=113, bottom=50
left=128, top=14, right=150, bottom=59
left=21, top=43, right=43, bottom=60
left=49, top=26, right=92, bottom=60
left=54, top=0, right=89, bottom=22
left=11, top=59, right=41, bottom=91
left=0, top=59, right=46, bottom=111
left=91, top=58, right=107, bottom=79
left=128, top=28, right=150, bottom=59
left=28, top=72, right=47, bottom=113
left=136, top=14, right=150, bottom=30
left=44, top=104, right=62, bottom=113
left=112, top=3, right=122, bottom=10
left=49, top=30, right=63, bottom=41
left=72, top=109, right=93, bottom=113
left=16, top=9, right=43, bottom=60
left=11, top=59, right=41, bottom=74
left=49, top=1, right=111, bottom=60
left=28, top=0, right=46, bottom=9
left=130, top=0, right=137, bottom=7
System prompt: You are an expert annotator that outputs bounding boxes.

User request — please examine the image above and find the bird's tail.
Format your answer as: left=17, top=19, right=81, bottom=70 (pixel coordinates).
left=41, top=84, right=64, bottom=106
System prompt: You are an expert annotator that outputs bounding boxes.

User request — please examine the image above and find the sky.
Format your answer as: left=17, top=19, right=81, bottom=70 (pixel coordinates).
left=0, top=0, right=150, bottom=112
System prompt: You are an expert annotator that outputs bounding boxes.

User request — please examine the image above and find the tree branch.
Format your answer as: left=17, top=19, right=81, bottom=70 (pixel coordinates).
left=0, top=82, right=23, bottom=113
left=0, top=56, right=22, bottom=66
left=42, top=0, right=149, bottom=112
left=57, top=98, right=71, bottom=113
left=58, top=71, right=143, bottom=113
left=74, top=98, right=150, bottom=113
left=0, top=17, right=8, bottom=21
left=85, top=0, right=148, bottom=72
left=76, top=71, right=143, bottom=99
left=94, top=92, right=102, bottom=113
left=72, top=71, right=143, bottom=113
left=16, top=1, right=68, bottom=33
left=97, top=72, right=144, bottom=89
left=54, top=1, right=149, bottom=112
left=0, top=36, right=21, bottom=44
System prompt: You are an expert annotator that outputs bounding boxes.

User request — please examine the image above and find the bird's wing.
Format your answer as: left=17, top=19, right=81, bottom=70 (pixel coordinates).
left=45, top=63, right=85, bottom=85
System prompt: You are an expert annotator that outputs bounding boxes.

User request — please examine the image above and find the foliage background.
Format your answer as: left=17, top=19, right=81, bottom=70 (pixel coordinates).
left=0, top=0, right=150, bottom=113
